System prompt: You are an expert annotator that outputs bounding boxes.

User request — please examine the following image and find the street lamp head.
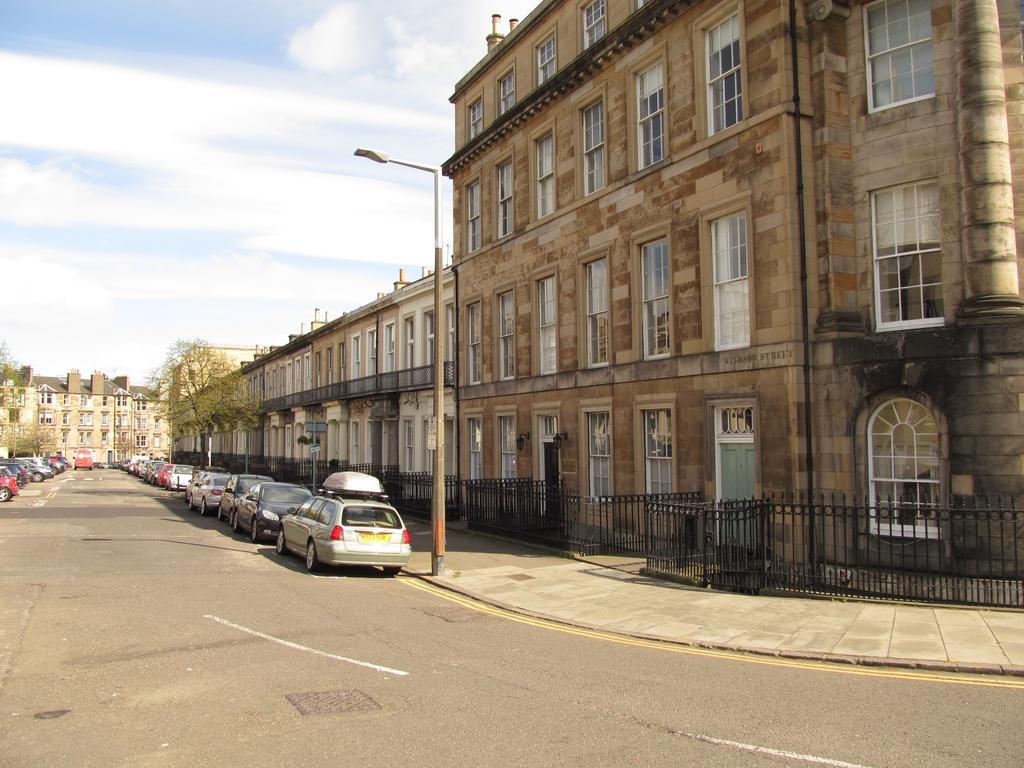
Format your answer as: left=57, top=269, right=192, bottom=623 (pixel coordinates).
left=354, top=147, right=391, bottom=164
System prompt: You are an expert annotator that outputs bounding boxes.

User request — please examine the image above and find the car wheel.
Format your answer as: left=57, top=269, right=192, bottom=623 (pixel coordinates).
left=305, top=540, right=319, bottom=573
left=0, top=487, right=10, bottom=502
left=250, top=519, right=260, bottom=544
left=217, top=503, right=226, bottom=522
left=231, top=510, right=241, bottom=533
left=32, top=473, right=43, bottom=483
left=275, top=529, right=288, bottom=557
left=383, top=566, right=401, bottom=577
left=200, top=498, right=208, bottom=517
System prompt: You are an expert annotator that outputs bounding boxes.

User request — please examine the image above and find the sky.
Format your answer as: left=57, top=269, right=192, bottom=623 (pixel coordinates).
left=0, top=0, right=536, bottom=383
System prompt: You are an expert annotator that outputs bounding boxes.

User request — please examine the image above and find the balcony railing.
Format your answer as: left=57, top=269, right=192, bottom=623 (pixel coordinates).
left=260, top=361, right=455, bottom=412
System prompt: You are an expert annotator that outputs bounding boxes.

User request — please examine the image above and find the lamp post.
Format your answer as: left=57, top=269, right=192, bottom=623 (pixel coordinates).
left=355, top=147, right=446, bottom=577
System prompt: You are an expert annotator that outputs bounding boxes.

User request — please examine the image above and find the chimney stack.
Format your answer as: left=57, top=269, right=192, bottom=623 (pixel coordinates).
left=90, top=371, right=104, bottom=398
left=486, top=14, right=505, bottom=51
left=394, top=268, right=408, bottom=292
left=67, top=370, right=81, bottom=393
left=114, top=375, right=129, bottom=390
left=310, top=307, right=325, bottom=332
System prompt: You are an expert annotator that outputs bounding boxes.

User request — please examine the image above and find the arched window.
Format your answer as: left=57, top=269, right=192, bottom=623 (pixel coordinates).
left=868, top=398, right=941, bottom=536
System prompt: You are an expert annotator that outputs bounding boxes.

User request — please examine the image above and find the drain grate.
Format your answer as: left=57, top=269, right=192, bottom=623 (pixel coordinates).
left=418, top=606, right=490, bottom=623
left=285, top=690, right=381, bottom=715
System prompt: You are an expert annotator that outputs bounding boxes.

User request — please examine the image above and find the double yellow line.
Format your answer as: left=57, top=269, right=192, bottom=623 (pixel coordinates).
left=401, top=578, right=1024, bottom=690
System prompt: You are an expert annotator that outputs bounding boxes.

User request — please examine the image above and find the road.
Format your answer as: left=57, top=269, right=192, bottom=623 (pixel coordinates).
left=0, top=470, right=1021, bottom=767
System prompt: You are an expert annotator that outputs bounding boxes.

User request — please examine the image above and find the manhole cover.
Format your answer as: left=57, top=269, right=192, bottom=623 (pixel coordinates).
left=507, top=573, right=535, bottom=581
left=285, top=690, right=381, bottom=715
left=418, top=606, right=490, bottom=623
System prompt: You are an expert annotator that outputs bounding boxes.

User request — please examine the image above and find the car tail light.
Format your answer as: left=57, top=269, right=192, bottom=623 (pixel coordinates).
left=402, top=529, right=411, bottom=545
left=212, top=489, right=223, bottom=496
left=330, top=525, right=344, bottom=541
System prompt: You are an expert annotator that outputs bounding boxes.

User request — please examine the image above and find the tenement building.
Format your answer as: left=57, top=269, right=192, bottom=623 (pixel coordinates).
left=444, top=0, right=1024, bottom=502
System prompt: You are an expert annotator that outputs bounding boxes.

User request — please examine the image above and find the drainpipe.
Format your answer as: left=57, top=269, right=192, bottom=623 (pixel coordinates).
left=453, top=264, right=462, bottom=489
left=790, top=0, right=816, bottom=552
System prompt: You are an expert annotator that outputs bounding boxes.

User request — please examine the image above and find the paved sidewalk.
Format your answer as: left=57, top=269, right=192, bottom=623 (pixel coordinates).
left=405, top=521, right=1024, bottom=675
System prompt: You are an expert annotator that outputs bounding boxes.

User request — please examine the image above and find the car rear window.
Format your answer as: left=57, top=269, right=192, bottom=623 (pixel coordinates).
left=212, top=477, right=229, bottom=487
left=262, top=486, right=312, bottom=503
left=0, top=468, right=12, bottom=478
left=175, top=466, right=193, bottom=473
left=237, top=477, right=270, bottom=493
left=341, top=505, right=402, bottom=529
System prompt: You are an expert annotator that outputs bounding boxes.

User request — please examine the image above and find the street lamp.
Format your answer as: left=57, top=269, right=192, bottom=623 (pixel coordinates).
left=355, top=147, right=446, bottom=577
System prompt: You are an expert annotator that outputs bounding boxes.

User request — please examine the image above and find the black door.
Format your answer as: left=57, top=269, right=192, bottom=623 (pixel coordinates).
left=543, top=442, right=561, bottom=520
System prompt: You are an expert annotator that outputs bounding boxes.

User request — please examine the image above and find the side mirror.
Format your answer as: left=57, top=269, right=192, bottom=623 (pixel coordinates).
left=286, top=506, right=297, bottom=515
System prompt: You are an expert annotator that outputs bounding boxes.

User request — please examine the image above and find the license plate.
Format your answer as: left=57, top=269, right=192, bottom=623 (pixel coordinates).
left=359, top=533, right=391, bottom=544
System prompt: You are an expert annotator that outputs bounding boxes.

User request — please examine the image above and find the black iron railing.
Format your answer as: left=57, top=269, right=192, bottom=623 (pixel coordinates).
left=260, top=361, right=455, bottom=412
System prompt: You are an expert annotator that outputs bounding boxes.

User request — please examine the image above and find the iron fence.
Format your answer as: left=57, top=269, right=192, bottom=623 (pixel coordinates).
left=645, top=496, right=1024, bottom=607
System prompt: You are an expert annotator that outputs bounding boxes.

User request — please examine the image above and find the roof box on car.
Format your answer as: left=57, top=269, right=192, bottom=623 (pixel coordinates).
left=322, top=471, right=384, bottom=498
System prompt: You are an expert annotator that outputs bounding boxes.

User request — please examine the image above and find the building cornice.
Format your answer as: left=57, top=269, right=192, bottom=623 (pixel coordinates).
left=443, top=0, right=691, bottom=177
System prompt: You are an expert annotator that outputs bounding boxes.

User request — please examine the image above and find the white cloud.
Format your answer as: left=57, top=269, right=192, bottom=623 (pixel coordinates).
left=288, top=3, right=369, bottom=74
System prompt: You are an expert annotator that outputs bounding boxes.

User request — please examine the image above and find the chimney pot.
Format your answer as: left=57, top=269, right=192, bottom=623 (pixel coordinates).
left=486, top=14, right=506, bottom=51
left=492, top=13, right=501, bottom=33
left=399, top=268, right=407, bottom=282
left=509, top=18, right=519, bottom=31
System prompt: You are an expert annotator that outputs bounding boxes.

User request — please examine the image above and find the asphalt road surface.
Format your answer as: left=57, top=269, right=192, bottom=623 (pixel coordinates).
left=1, top=470, right=1022, bottom=767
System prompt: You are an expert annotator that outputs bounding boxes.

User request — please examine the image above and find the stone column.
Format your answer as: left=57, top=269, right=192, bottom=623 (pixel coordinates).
left=957, top=0, right=1024, bottom=318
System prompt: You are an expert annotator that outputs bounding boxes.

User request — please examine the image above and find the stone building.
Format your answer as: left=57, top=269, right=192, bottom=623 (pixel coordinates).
left=210, top=269, right=457, bottom=472
left=443, top=0, right=1024, bottom=509
left=23, top=371, right=169, bottom=461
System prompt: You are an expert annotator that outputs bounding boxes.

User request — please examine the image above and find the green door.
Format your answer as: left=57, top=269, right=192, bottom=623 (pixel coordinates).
left=719, top=443, right=755, bottom=500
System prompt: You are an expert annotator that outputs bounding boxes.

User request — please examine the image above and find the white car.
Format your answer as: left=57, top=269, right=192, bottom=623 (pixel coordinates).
left=168, top=465, right=193, bottom=491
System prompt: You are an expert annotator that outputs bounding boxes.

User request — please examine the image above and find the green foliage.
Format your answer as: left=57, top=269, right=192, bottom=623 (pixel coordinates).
left=149, top=339, right=261, bottom=440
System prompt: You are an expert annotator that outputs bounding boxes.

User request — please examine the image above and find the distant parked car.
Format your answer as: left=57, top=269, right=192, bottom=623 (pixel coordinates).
left=14, top=459, right=52, bottom=482
left=168, top=465, right=194, bottom=491
left=44, top=456, right=67, bottom=473
left=0, top=461, right=29, bottom=487
left=74, top=448, right=94, bottom=470
left=219, top=474, right=274, bottom=522
left=148, top=462, right=168, bottom=485
left=190, top=473, right=231, bottom=516
left=0, top=467, right=20, bottom=501
left=156, top=464, right=176, bottom=488
left=276, top=473, right=410, bottom=575
left=232, top=482, right=312, bottom=543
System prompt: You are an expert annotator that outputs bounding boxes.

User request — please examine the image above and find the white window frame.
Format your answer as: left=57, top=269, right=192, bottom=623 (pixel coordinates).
left=351, top=421, right=361, bottom=462
left=446, top=303, right=456, bottom=363
left=537, top=35, right=556, bottom=85
left=326, top=346, right=333, bottom=385
left=498, top=291, right=515, bottom=380
left=498, top=70, right=516, bottom=115
left=468, top=98, right=484, bottom=139
left=497, top=161, right=513, bottom=239
left=404, top=317, right=415, bottom=370
left=583, top=100, right=605, bottom=195
left=706, top=14, right=743, bottom=135
left=587, top=411, right=611, bottom=497
left=351, top=335, right=361, bottom=379
left=339, top=342, right=346, bottom=381
left=643, top=408, right=673, bottom=494
left=641, top=239, right=671, bottom=358
left=637, top=64, right=665, bottom=169
left=425, top=310, right=436, bottom=365
left=468, top=302, right=482, bottom=385
left=538, top=276, right=557, bottom=375
left=712, top=213, right=750, bottom=350
left=583, top=0, right=606, bottom=49
left=499, top=415, right=517, bottom=479
left=536, top=133, right=555, bottom=218
left=403, top=418, right=415, bottom=471
left=871, top=181, right=944, bottom=331
left=585, top=258, right=609, bottom=367
left=867, top=399, right=941, bottom=539
left=864, top=0, right=934, bottom=113
left=367, top=329, right=378, bottom=376
left=383, top=322, right=396, bottom=373
left=468, top=417, right=483, bottom=480
left=467, top=181, right=481, bottom=251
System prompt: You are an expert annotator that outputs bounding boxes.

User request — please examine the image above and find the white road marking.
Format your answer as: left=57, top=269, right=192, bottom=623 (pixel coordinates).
left=681, top=733, right=872, bottom=768
left=203, top=614, right=410, bottom=677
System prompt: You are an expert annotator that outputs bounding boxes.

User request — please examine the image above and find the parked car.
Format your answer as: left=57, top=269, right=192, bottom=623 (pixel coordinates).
left=168, top=465, right=194, bottom=491
left=232, top=482, right=312, bottom=543
left=156, top=464, right=176, bottom=488
left=14, top=459, right=52, bottom=482
left=148, top=462, right=168, bottom=485
left=0, top=461, right=29, bottom=487
left=93, top=462, right=108, bottom=469
left=219, top=474, right=274, bottom=522
left=0, top=467, right=20, bottom=501
left=190, top=473, right=231, bottom=516
left=275, top=472, right=410, bottom=575
left=45, top=456, right=67, bottom=473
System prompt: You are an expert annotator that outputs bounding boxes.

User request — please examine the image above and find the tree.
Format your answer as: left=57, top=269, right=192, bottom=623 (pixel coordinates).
left=0, top=342, right=25, bottom=458
left=15, top=423, right=58, bottom=457
left=150, top=339, right=261, bottom=465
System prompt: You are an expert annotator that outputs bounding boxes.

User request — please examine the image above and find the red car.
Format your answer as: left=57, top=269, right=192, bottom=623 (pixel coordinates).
left=156, top=464, right=175, bottom=488
left=0, top=467, right=20, bottom=502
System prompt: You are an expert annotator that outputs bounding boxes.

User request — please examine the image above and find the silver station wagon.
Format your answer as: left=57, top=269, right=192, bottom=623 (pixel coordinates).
left=275, top=472, right=411, bottom=576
